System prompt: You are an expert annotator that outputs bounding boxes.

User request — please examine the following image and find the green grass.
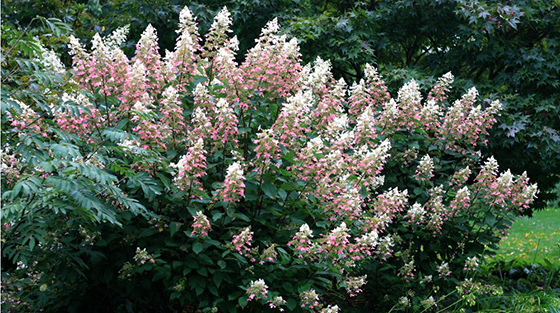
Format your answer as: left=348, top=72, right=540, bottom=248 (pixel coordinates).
left=494, top=207, right=560, bottom=266
left=468, top=207, right=560, bottom=313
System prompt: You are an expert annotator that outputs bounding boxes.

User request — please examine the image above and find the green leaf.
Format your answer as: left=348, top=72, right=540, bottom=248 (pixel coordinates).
left=217, top=260, right=226, bottom=269
left=213, top=272, right=223, bottom=287
left=287, top=298, right=297, bottom=311
left=238, top=297, right=248, bottom=308
left=193, top=243, right=204, bottom=254
left=170, top=222, right=182, bottom=237
left=29, top=236, right=36, bottom=251
left=262, top=182, right=277, bottom=199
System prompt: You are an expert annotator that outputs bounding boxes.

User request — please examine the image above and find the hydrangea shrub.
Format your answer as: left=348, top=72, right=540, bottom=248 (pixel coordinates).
left=1, top=7, right=538, bottom=312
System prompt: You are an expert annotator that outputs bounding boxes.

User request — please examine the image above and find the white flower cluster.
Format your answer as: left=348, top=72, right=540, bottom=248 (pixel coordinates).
left=397, top=79, right=422, bottom=105
left=364, top=63, right=379, bottom=82
left=225, top=161, right=244, bottom=183
left=438, top=72, right=454, bottom=88
left=105, top=25, right=130, bottom=50
left=407, top=203, right=426, bottom=222
left=282, top=90, right=313, bottom=117
left=482, top=156, right=499, bottom=176
left=68, top=35, right=86, bottom=57
left=162, top=86, right=180, bottom=107
left=321, top=304, right=340, bottom=313
left=437, top=261, right=451, bottom=277
left=357, top=230, right=379, bottom=248
left=37, top=45, right=65, bottom=74
left=296, top=223, right=313, bottom=239
left=119, top=138, right=139, bottom=150
left=136, top=24, right=159, bottom=53
left=300, top=57, right=332, bottom=91
left=130, top=59, right=147, bottom=86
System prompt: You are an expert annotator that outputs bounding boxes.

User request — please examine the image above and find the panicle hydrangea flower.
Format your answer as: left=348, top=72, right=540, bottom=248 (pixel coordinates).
left=288, top=223, right=314, bottom=258
left=398, top=261, right=416, bottom=282
left=449, top=186, right=471, bottom=216
left=177, top=6, right=200, bottom=41
left=259, top=244, right=278, bottom=264
left=193, top=83, right=214, bottom=110
left=231, top=226, right=253, bottom=257
left=134, top=24, right=164, bottom=92
left=363, top=64, right=391, bottom=107
left=325, top=113, right=349, bottom=140
left=451, top=166, right=472, bottom=187
left=475, top=156, right=500, bottom=191
left=464, top=256, right=479, bottom=271
left=123, top=60, right=149, bottom=106
left=159, top=86, right=187, bottom=140
left=437, top=261, right=451, bottom=277
left=373, top=188, right=409, bottom=221
left=218, top=161, right=246, bottom=202
left=420, top=98, right=444, bottom=131
left=398, top=79, right=422, bottom=107
left=424, top=185, right=447, bottom=232
left=354, top=105, right=378, bottom=144
left=37, top=45, right=65, bottom=74
left=1, top=145, right=21, bottom=185
left=131, top=93, right=153, bottom=121
left=68, top=35, right=86, bottom=58
left=376, top=234, right=395, bottom=260
left=211, top=98, right=239, bottom=150
left=191, top=211, right=211, bottom=237
left=345, top=275, right=367, bottom=297
left=439, top=87, right=500, bottom=152
left=205, top=6, right=233, bottom=53
left=299, top=57, right=333, bottom=92
left=273, top=90, right=313, bottom=149
left=268, top=296, right=287, bottom=311
left=104, top=25, right=130, bottom=51
left=406, top=203, right=426, bottom=224
left=353, top=139, right=391, bottom=187
left=325, top=185, right=363, bottom=221
left=356, top=230, right=379, bottom=252
left=321, top=222, right=351, bottom=258
left=321, top=304, right=340, bottom=313
left=53, top=93, right=102, bottom=141
left=252, top=127, right=280, bottom=171
left=133, top=247, right=155, bottom=265
left=8, top=99, right=42, bottom=134
left=348, top=64, right=390, bottom=117
left=170, top=138, right=207, bottom=192
left=170, top=6, right=200, bottom=87
left=190, top=106, right=213, bottom=142
left=300, top=289, right=319, bottom=309
left=246, top=278, right=268, bottom=301
left=415, top=154, right=435, bottom=183
left=428, top=72, right=454, bottom=105
left=421, top=296, right=437, bottom=310
left=240, top=18, right=301, bottom=100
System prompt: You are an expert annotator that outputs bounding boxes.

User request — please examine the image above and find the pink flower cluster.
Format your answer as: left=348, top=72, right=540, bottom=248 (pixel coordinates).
left=218, top=162, right=246, bottom=202
left=171, top=138, right=207, bottom=192
left=231, top=227, right=253, bottom=257
left=190, top=211, right=211, bottom=237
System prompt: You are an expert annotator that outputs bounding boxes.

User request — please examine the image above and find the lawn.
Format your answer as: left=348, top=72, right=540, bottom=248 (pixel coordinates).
left=469, top=208, right=560, bottom=313
left=494, top=207, right=560, bottom=266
